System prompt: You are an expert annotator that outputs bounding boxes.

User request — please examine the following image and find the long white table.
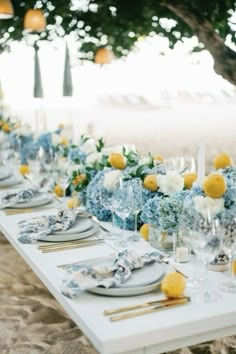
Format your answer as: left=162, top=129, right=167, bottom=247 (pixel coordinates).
left=0, top=207, right=236, bottom=354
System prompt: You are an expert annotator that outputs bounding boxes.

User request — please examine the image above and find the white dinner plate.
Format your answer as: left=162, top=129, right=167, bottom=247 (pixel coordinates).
left=0, top=174, right=23, bottom=187
left=43, top=220, right=100, bottom=242
left=0, top=168, right=12, bottom=181
left=89, top=278, right=164, bottom=297
left=87, top=257, right=165, bottom=296
left=9, top=192, right=53, bottom=208
left=51, top=217, right=92, bottom=235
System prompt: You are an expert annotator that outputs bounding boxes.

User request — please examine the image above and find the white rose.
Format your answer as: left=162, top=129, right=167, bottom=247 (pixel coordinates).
left=193, top=195, right=224, bottom=219
left=138, top=156, right=152, bottom=166
left=103, top=170, right=122, bottom=190
left=157, top=171, right=184, bottom=196
left=80, top=138, right=97, bottom=155
left=101, top=146, right=121, bottom=156
left=86, top=152, right=102, bottom=165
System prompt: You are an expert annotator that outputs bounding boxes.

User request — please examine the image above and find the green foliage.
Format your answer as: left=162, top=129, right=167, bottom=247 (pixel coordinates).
left=0, top=0, right=235, bottom=59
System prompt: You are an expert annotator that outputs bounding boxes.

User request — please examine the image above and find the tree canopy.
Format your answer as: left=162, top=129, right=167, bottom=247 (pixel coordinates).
left=1, top=0, right=236, bottom=85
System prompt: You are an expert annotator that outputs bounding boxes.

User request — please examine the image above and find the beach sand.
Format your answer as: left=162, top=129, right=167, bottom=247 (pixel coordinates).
left=0, top=233, right=235, bottom=354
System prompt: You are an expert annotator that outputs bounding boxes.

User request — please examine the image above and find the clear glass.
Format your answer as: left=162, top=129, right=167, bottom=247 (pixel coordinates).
left=165, top=156, right=196, bottom=174
left=191, top=214, right=222, bottom=302
left=54, top=158, right=71, bottom=209
left=219, top=215, right=236, bottom=293
left=127, top=179, right=142, bottom=242
left=112, top=179, right=133, bottom=248
left=98, top=177, right=117, bottom=240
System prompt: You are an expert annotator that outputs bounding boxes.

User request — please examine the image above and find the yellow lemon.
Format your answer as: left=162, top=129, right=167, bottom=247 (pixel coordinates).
left=19, top=164, right=30, bottom=175
left=108, top=152, right=126, bottom=170
left=54, top=184, right=64, bottom=197
left=154, top=155, right=164, bottom=163
left=67, top=197, right=80, bottom=209
left=203, top=174, right=227, bottom=198
left=161, top=272, right=186, bottom=298
left=72, top=174, right=87, bottom=186
left=60, top=137, right=68, bottom=145
left=184, top=173, right=197, bottom=189
left=140, top=224, right=149, bottom=241
left=143, top=174, right=158, bottom=192
left=58, top=123, right=65, bottom=129
left=94, top=47, right=113, bottom=64
left=2, top=123, right=11, bottom=133
left=232, top=260, right=236, bottom=275
left=214, top=152, right=233, bottom=170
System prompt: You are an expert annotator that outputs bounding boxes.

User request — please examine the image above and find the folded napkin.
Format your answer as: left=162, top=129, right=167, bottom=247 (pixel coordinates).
left=18, top=209, right=77, bottom=244
left=61, top=250, right=161, bottom=298
left=0, top=186, right=38, bottom=208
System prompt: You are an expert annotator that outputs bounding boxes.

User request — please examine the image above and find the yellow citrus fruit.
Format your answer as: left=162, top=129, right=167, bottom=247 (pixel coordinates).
left=203, top=174, right=227, bottom=198
left=19, top=164, right=30, bottom=175
left=67, top=197, right=80, bottom=209
left=184, top=173, right=197, bottom=189
left=60, top=137, right=68, bottom=145
left=54, top=184, right=64, bottom=197
left=58, top=123, right=65, bottom=129
left=154, top=155, right=164, bottom=163
left=143, top=174, right=158, bottom=192
left=140, top=224, right=149, bottom=241
left=232, top=260, right=236, bottom=275
left=108, top=152, right=126, bottom=170
left=94, top=47, right=113, bottom=64
left=161, top=272, right=186, bottom=298
left=214, top=152, right=233, bottom=170
left=72, top=174, right=87, bottom=186
left=2, top=123, right=11, bottom=133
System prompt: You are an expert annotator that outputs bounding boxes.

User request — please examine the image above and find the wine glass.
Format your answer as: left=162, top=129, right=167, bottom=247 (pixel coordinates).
left=99, top=178, right=117, bottom=240
left=219, top=214, right=236, bottom=293
left=54, top=158, right=71, bottom=208
left=127, top=179, right=142, bottom=242
left=165, top=156, right=196, bottom=174
left=191, top=212, right=222, bottom=302
left=112, top=179, right=133, bottom=248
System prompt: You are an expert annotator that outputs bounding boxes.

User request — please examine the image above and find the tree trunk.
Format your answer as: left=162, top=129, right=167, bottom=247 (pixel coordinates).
left=160, top=0, right=236, bottom=86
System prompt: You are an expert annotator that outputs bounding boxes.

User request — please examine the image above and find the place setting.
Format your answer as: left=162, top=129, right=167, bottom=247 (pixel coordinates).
left=16, top=208, right=104, bottom=251
left=0, top=167, right=24, bottom=189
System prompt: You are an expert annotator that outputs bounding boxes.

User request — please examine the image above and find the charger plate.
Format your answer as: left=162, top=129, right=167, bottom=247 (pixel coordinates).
left=43, top=220, right=99, bottom=242
left=51, top=217, right=92, bottom=235
left=87, top=257, right=165, bottom=297
left=8, top=192, right=53, bottom=209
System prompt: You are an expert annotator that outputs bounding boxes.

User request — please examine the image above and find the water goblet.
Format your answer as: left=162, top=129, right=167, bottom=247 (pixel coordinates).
left=127, top=179, right=142, bottom=242
left=219, top=215, right=236, bottom=293
left=191, top=213, right=222, bottom=302
left=112, top=180, right=133, bottom=248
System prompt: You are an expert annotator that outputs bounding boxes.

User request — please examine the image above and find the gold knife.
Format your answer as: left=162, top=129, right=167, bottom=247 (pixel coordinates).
left=109, top=297, right=190, bottom=322
left=104, top=296, right=190, bottom=316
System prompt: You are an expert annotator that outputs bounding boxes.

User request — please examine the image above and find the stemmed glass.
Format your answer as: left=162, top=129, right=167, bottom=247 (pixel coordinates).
left=165, top=156, right=196, bottom=173
left=99, top=177, right=117, bottom=240
left=127, top=179, right=142, bottom=242
left=112, top=179, right=133, bottom=248
left=54, top=158, right=71, bottom=208
left=219, top=215, right=236, bottom=293
left=191, top=212, right=222, bottom=302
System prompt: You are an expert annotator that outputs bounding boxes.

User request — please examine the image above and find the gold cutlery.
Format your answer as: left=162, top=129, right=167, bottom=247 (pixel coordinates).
left=38, top=239, right=102, bottom=249
left=39, top=239, right=105, bottom=253
left=57, top=253, right=116, bottom=269
left=159, top=256, right=188, bottom=278
left=108, top=297, right=190, bottom=322
left=104, top=296, right=190, bottom=316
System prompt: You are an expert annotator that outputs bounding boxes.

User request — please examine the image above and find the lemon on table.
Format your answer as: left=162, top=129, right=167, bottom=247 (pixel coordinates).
left=184, top=173, right=197, bottom=189
left=161, top=272, right=186, bottom=298
left=54, top=184, right=64, bottom=197
left=140, top=224, right=149, bottom=241
left=108, top=152, right=126, bottom=170
left=19, top=164, right=30, bottom=175
left=203, top=174, right=227, bottom=198
left=214, top=152, right=233, bottom=170
left=67, top=197, right=80, bottom=209
left=143, top=174, right=158, bottom=192
left=232, top=260, right=236, bottom=275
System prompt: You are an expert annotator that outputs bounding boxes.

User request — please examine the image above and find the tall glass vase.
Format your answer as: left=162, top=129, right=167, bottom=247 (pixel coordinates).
left=149, top=225, right=178, bottom=253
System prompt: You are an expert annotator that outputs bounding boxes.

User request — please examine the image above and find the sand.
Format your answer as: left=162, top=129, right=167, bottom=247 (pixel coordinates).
left=0, top=233, right=235, bottom=354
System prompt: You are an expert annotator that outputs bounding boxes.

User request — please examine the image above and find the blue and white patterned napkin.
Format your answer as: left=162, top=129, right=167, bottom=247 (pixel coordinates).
left=61, top=249, right=161, bottom=298
left=0, top=186, right=38, bottom=208
left=18, top=209, right=77, bottom=244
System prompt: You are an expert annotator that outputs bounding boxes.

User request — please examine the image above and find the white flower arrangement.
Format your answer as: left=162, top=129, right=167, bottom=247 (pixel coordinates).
left=157, top=171, right=184, bottom=196
left=103, top=170, right=122, bottom=190
left=193, top=195, right=225, bottom=219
